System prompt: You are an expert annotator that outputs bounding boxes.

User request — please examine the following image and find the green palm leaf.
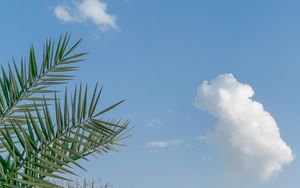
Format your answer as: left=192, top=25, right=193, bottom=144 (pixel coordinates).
left=0, top=35, right=129, bottom=187
left=0, top=34, right=86, bottom=128
left=0, top=84, right=128, bottom=187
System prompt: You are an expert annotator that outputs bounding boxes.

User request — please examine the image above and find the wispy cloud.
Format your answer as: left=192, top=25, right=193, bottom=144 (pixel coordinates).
left=147, top=119, right=163, bottom=127
left=54, top=0, right=117, bottom=31
left=195, top=73, right=294, bottom=180
left=145, top=139, right=183, bottom=149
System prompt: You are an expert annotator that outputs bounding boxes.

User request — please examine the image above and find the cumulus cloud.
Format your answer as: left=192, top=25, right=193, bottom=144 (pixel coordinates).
left=54, top=0, right=117, bottom=31
left=195, top=73, right=294, bottom=180
left=145, top=140, right=182, bottom=149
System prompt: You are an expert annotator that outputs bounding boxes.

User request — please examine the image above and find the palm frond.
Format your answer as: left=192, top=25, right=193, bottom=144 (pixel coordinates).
left=0, top=34, right=86, bottom=128
left=0, top=84, right=128, bottom=187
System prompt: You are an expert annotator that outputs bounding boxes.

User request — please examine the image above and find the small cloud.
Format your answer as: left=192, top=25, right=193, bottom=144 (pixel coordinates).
left=145, top=139, right=183, bottom=149
left=54, top=0, right=117, bottom=31
left=54, top=6, right=73, bottom=22
left=147, top=119, right=163, bottom=127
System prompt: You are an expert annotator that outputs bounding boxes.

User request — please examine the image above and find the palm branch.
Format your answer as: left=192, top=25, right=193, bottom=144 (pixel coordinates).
left=0, top=34, right=86, bottom=128
left=0, top=35, right=129, bottom=187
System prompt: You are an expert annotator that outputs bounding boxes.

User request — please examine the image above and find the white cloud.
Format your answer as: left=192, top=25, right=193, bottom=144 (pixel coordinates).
left=145, top=139, right=183, bottom=149
left=195, top=73, right=294, bottom=181
left=147, top=119, right=163, bottom=127
left=54, top=6, right=73, bottom=22
left=54, top=0, right=117, bottom=31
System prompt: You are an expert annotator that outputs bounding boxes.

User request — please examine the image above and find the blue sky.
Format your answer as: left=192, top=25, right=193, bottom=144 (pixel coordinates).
left=1, top=0, right=300, bottom=187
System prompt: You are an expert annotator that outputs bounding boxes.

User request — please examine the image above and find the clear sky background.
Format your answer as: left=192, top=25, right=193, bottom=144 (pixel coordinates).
left=0, top=0, right=300, bottom=188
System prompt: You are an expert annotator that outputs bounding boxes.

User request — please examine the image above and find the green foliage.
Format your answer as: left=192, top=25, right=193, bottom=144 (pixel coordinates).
left=0, top=34, right=128, bottom=187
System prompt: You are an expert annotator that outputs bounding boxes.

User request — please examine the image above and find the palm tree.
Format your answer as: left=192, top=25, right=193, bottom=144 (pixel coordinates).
left=0, top=34, right=129, bottom=187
